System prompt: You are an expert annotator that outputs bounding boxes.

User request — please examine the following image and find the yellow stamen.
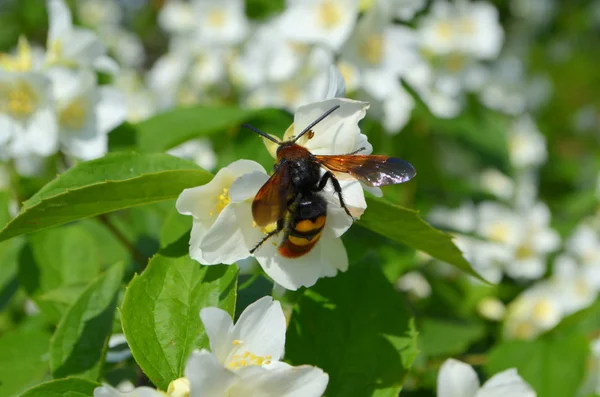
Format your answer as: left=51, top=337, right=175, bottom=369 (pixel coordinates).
left=360, top=34, right=384, bottom=65
left=2, top=80, right=39, bottom=119
left=318, top=0, right=343, bottom=29
left=232, top=339, right=243, bottom=345
left=209, top=187, right=230, bottom=216
left=206, top=8, right=226, bottom=28
left=59, top=99, right=88, bottom=130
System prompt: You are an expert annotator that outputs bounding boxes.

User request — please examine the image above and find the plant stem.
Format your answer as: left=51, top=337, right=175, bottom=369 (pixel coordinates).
left=98, top=213, right=148, bottom=270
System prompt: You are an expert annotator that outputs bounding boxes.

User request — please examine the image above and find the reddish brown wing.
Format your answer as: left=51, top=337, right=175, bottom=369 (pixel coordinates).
left=315, top=155, right=416, bottom=187
left=252, top=162, right=291, bottom=227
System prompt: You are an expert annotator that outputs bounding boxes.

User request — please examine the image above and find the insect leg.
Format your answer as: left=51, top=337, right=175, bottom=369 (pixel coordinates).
left=347, top=146, right=367, bottom=155
left=250, top=219, right=284, bottom=254
left=315, top=171, right=354, bottom=219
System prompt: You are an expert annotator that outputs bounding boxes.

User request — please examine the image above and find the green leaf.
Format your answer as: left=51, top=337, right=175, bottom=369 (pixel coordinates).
left=109, top=106, right=257, bottom=152
left=121, top=254, right=238, bottom=389
left=19, top=378, right=99, bottom=397
left=551, top=299, right=600, bottom=336
left=0, top=153, right=211, bottom=243
left=357, top=197, right=482, bottom=281
left=49, top=263, right=124, bottom=381
left=418, top=318, right=485, bottom=356
left=0, top=329, right=51, bottom=396
left=18, top=225, right=103, bottom=323
left=286, top=261, right=419, bottom=397
left=486, top=333, right=589, bottom=397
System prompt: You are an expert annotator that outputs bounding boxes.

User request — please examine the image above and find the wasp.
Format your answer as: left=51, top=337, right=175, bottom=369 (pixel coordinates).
left=243, top=105, right=416, bottom=258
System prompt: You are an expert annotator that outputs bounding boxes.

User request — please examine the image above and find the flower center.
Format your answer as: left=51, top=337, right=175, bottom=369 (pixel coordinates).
left=458, top=17, right=476, bottom=35
left=210, top=187, right=230, bottom=216
left=445, top=53, right=466, bottom=72
left=207, top=8, right=227, bottom=28
left=337, top=62, right=354, bottom=87
left=59, top=99, right=88, bottom=130
left=226, top=340, right=272, bottom=370
left=532, top=299, right=554, bottom=322
left=318, top=0, right=343, bottom=29
left=488, top=222, right=510, bottom=244
left=435, top=20, right=454, bottom=40
left=515, top=244, right=534, bottom=259
left=514, top=322, right=534, bottom=339
left=360, top=34, right=384, bottom=65
left=1, top=80, right=39, bottom=119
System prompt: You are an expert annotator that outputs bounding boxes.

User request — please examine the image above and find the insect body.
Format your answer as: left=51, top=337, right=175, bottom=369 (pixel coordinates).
left=243, top=105, right=416, bottom=258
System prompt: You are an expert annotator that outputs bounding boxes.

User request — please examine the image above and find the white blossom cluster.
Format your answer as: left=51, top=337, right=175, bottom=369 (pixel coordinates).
left=0, top=0, right=127, bottom=175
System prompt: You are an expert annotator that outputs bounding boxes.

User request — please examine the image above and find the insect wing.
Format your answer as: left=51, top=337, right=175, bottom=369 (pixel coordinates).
left=315, top=155, right=416, bottom=187
left=252, top=162, right=291, bottom=227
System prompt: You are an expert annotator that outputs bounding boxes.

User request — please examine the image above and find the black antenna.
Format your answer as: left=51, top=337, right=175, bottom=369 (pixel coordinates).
left=241, top=124, right=281, bottom=145
left=293, top=105, right=340, bottom=143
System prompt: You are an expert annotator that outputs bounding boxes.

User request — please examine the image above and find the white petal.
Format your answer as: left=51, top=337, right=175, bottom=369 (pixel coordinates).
left=93, top=385, right=164, bottom=397
left=319, top=228, right=348, bottom=276
left=234, top=365, right=329, bottom=397
left=189, top=219, right=210, bottom=264
left=325, top=64, right=346, bottom=99
left=199, top=307, right=234, bottom=363
left=25, top=108, right=59, bottom=156
left=437, top=359, right=480, bottom=397
left=229, top=171, right=269, bottom=203
left=185, top=349, right=237, bottom=397
left=476, top=368, right=535, bottom=397
left=199, top=204, right=253, bottom=265
left=293, top=98, right=371, bottom=155
left=93, top=55, right=120, bottom=75
left=255, top=240, right=325, bottom=290
left=96, top=86, right=127, bottom=134
left=47, top=0, right=73, bottom=43
left=62, top=132, right=108, bottom=160
left=230, top=296, right=286, bottom=361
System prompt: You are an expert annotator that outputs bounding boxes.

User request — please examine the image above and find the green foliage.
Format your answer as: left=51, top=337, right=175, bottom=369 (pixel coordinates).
left=418, top=318, right=485, bottom=357
left=0, top=153, right=211, bottom=243
left=19, top=378, right=99, bottom=397
left=121, top=252, right=238, bottom=390
left=358, top=198, right=483, bottom=281
left=286, top=262, right=419, bottom=397
left=18, top=225, right=104, bottom=323
left=49, top=263, right=124, bottom=381
left=109, top=106, right=259, bottom=152
left=0, top=329, right=51, bottom=396
left=487, top=333, right=589, bottom=397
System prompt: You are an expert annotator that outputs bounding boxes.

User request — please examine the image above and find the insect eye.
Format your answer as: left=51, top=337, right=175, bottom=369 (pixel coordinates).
left=307, top=130, right=315, bottom=139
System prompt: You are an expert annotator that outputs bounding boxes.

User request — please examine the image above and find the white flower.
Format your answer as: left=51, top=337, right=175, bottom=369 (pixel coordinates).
left=48, top=67, right=126, bottom=160
left=418, top=0, right=504, bottom=60
left=158, top=0, right=198, bottom=35
left=479, top=168, right=514, bottom=200
left=392, top=0, right=427, bottom=20
left=176, top=159, right=267, bottom=266
left=502, top=202, right=560, bottom=280
left=437, top=359, right=535, bottom=397
left=244, top=46, right=333, bottom=111
left=503, top=281, right=564, bottom=339
left=46, top=0, right=118, bottom=73
left=396, top=271, right=432, bottom=299
left=429, top=202, right=477, bottom=234
left=168, top=139, right=218, bottom=171
left=192, top=0, right=248, bottom=46
left=277, top=0, right=360, bottom=50
left=200, top=296, right=286, bottom=370
left=93, top=385, right=164, bottom=397
left=78, top=0, right=122, bottom=29
left=477, top=297, right=506, bottom=321
left=186, top=349, right=328, bottom=397
left=508, top=115, right=547, bottom=169
left=106, top=333, right=132, bottom=363
left=0, top=70, right=59, bottom=162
